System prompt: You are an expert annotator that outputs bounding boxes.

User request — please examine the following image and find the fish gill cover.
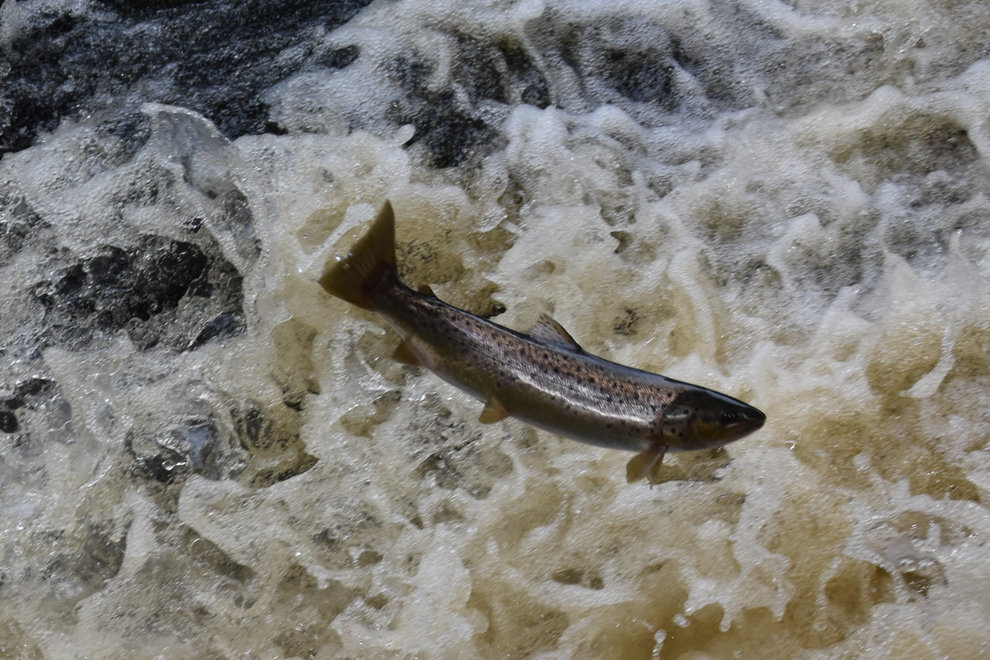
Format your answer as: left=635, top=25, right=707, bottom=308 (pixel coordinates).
left=1, top=0, right=989, bottom=657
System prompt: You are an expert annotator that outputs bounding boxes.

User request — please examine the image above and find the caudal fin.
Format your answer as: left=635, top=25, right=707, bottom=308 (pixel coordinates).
left=320, top=201, right=398, bottom=310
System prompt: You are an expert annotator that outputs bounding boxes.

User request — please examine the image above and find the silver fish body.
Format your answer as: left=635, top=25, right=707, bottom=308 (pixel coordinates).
left=321, top=201, right=765, bottom=483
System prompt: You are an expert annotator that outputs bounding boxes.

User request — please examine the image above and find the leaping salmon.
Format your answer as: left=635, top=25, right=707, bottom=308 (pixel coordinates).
left=320, top=201, right=765, bottom=484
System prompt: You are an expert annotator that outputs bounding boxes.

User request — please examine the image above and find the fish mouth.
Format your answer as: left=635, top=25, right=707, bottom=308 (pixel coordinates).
left=718, top=402, right=765, bottom=441
left=727, top=405, right=766, bottom=436
left=667, top=389, right=766, bottom=449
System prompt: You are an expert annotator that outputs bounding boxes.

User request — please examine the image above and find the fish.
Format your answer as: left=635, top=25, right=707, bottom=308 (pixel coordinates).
left=320, top=201, right=765, bottom=484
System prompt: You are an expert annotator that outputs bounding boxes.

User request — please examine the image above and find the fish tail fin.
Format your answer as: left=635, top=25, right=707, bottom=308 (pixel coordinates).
left=320, top=201, right=398, bottom=310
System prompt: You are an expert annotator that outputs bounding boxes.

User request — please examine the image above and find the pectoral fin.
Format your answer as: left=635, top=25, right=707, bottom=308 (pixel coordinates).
left=626, top=445, right=667, bottom=485
left=479, top=397, right=510, bottom=423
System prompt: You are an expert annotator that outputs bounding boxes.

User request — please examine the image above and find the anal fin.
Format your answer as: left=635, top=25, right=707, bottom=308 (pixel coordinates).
left=393, top=338, right=423, bottom=366
left=479, top=397, right=510, bottom=424
left=626, top=444, right=667, bottom=485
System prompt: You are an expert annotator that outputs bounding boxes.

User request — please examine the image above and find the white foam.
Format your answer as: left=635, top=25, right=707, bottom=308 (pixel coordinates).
left=4, top=0, right=990, bottom=656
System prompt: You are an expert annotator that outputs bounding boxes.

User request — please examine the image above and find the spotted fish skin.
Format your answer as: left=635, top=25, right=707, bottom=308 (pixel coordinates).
left=320, top=201, right=765, bottom=483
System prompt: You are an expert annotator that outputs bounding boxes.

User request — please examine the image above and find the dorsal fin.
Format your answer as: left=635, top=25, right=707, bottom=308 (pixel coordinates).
left=417, top=283, right=438, bottom=297
left=527, top=314, right=582, bottom=350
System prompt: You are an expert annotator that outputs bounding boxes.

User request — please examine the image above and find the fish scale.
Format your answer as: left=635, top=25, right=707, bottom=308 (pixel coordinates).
left=320, top=201, right=765, bottom=484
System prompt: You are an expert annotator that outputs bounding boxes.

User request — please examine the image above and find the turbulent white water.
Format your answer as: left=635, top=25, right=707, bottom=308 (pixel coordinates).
left=2, top=0, right=990, bottom=657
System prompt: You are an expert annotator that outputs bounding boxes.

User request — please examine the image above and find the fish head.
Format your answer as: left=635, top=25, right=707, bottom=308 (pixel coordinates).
left=660, top=388, right=765, bottom=451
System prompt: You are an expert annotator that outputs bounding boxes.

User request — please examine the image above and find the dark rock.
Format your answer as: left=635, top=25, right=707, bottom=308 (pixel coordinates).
left=31, top=235, right=243, bottom=351
left=1, top=0, right=373, bottom=154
